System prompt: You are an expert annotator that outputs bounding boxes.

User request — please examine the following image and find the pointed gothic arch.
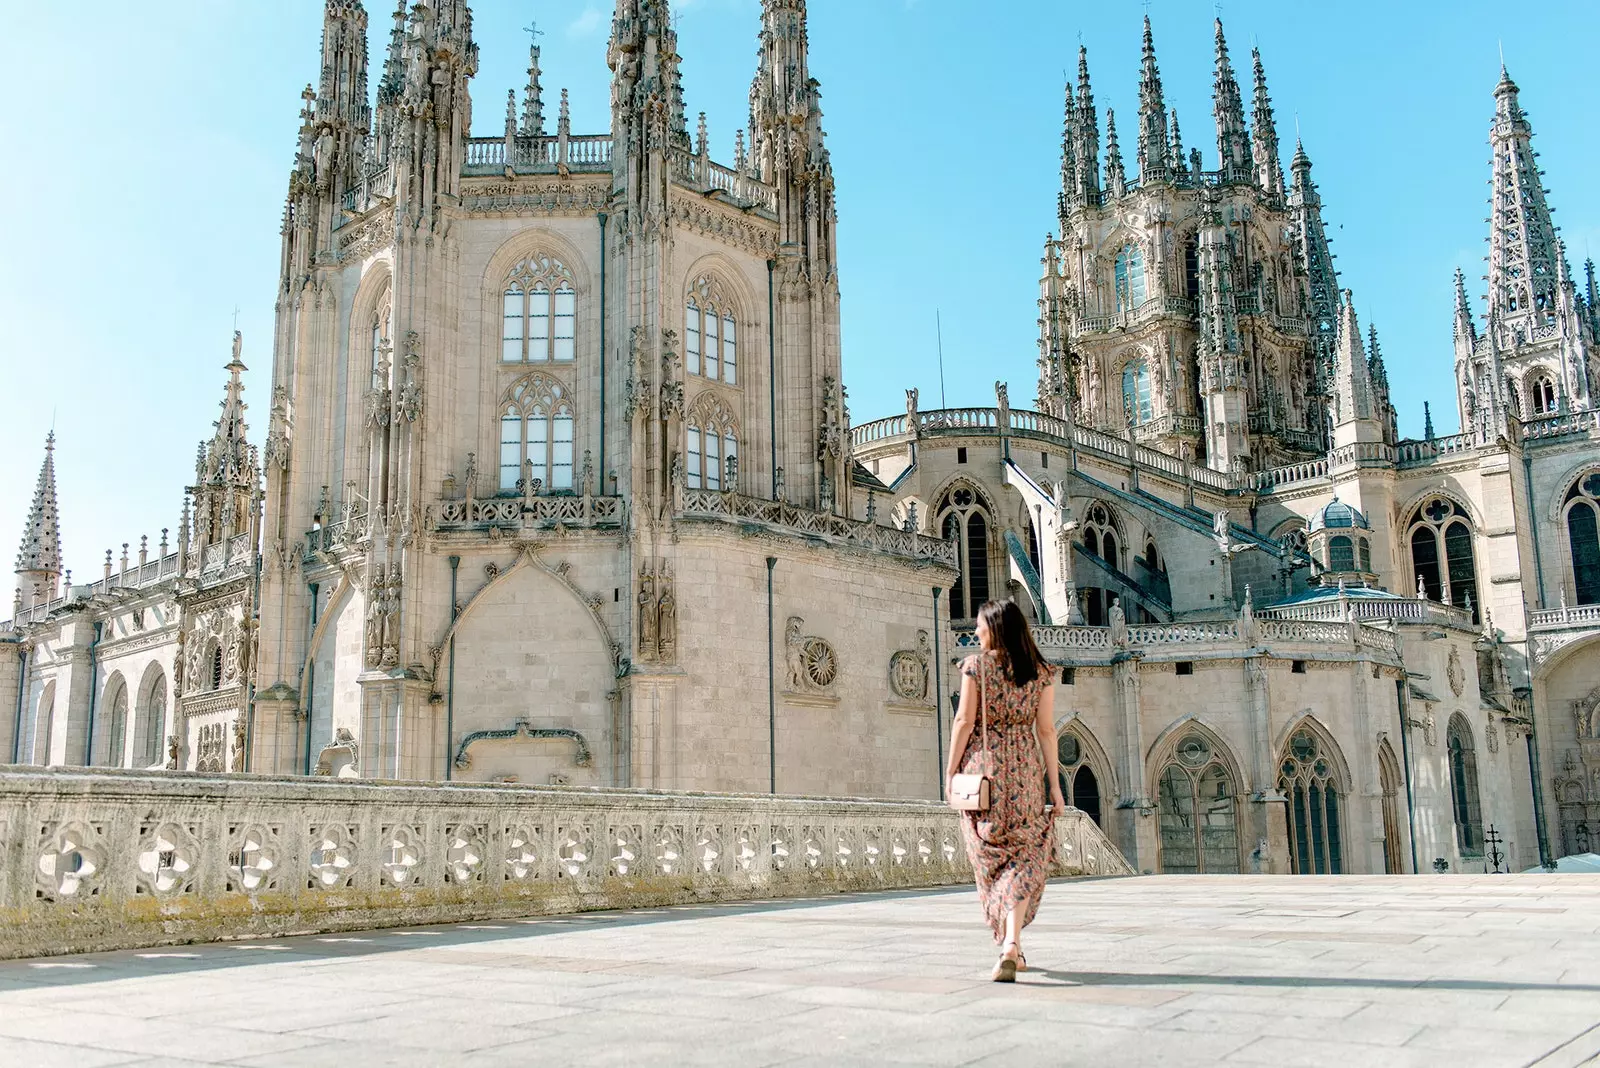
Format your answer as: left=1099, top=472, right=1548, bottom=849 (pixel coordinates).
left=1054, top=717, right=1116, bottom=829
left=686, top=392, right=741, bottom=491
left=1146, top=717, right=1246, bottom=874
left=499, top=371, right=576, bottom=494
left=1377, top=737, right=1405, bottom=874
left=99, top=671, right=130, bottom=768
left=934, top=480, right=995, bottom=620
left=1274, top=715, right=1351, bottom=875
left=135, top=664, right=168, bottom=769
left=1447, top=712, right=1485, bottom=856
left=1560, top=469, right=1600, bottom=606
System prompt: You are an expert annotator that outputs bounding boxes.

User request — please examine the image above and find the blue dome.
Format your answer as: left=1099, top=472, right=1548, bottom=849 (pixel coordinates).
left=1308, top=497, right=1369, bottom=533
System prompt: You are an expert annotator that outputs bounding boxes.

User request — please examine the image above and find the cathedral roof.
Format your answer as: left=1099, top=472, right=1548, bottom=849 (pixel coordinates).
left=1308, top=497, right=1369, bottom=532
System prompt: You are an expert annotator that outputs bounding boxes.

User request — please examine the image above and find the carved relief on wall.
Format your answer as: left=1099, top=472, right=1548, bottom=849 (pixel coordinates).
left=195, top=723, right=227, bottom=773
left=635, top=563, right=677, bottom=665
left=364, top=562, right=402, bottom=669
left=1447, top=646, right=1466, bottom=699
left=785, top=616, right=839, bottom=693
left=889, top=631, right=931, bottom=703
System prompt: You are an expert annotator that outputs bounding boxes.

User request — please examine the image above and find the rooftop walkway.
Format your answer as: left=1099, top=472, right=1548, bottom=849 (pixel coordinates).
left=1, top=875, right=1598, bottom=1067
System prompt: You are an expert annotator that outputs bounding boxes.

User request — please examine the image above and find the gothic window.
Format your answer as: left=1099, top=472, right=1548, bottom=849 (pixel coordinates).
left=686, top=395, right=739, bottom=491
left=102, top=676, right=129, bottom=768
left=1407, top=497, right=1479, bottom=621
left=498, top=373, right=575, bottom=493
left=1328, top=535, right=1355, bottom=574
left=1081, top=502, right=1121, bottom=571
left=1115, top=244, right=1147, bottom=313
left=1278, top=726, right=1344, bottom=875
left=1358, top=538, right=1371, bottom=573
left=686, top=276, right=738, bottom=385
left=1182, top=236, right=1200, bottom=300
left=1122, top=359, right=1153, bottom=425
left=1081, top=587, right=1105, bottom=626
left=137, top=672, right=167, bottom=769
left=1157, top=731, right=1240, bottom=874
left=1530, top=372, right=1558, bottom=416
left=501, top=256, right=577, bottom=364
left=369, top=300, right=392, bottom=387
left=937, top=485, right=992, bottom=620
left=1506, top=378, right=1523, bottom=419
left=210, top=644, right=224, bottom=691
left=32, top=681, right=55, bottom=765
left=1564, top=473, right=1600, bottom=605
left=1056, top=730, right=1104, bottom=828
left=1447, top=713, right=1484, bottom=855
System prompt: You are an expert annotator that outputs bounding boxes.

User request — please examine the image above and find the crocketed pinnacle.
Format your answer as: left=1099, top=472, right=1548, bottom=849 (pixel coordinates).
left=1250, top=47, right=1283, bottom=195
left=1212, top=19, right=1250, bottom=182
left=15, top=432, right=61, bottom=578
left=1136, top=16, right=1168, bottom=179
left=1075, top=46, right=1100, bottom=198
left=1104, top=108, right=1126, bottom=194
left=1486, top=65, right=1560, bottom=330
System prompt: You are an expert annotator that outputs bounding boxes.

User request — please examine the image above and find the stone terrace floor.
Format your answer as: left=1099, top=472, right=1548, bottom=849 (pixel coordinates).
left=1, top=875, right=1598, bottom=1067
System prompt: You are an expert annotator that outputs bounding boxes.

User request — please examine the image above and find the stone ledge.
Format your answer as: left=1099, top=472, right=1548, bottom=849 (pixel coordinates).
left=0, top=767, right=1132, bottom=959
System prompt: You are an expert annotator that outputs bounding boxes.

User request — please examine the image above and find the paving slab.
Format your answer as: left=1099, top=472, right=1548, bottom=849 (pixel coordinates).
left=1, top=875, right=1598, bottom=1067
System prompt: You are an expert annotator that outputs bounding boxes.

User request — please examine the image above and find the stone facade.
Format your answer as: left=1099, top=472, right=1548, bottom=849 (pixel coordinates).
left=3, top=5, right=1597, bottom=878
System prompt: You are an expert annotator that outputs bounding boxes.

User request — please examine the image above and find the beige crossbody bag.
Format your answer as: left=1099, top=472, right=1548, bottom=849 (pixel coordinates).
left=948, top=664, right=990, bottom=812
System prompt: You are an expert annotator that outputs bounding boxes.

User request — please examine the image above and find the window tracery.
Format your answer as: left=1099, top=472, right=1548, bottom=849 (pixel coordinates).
left=937, top=484, right=992, bottom=620
left=1278, top=726, right=1344, bottom=874
left=1156, top=730, right=1240, bottom=874
left=1407, top=497, right=1479, bottom=622
left=1530, top=371, right=1558, bottom=416
left=499, top=373, right=575, bottom=493
left=369, top=297, right=392, bottom=387
left=1080, top=502, right=1122, bottom=572
left=685, top=276, right=738, bottom=386
left=1122, top=358, right=1153, bottom=425
left=1564, top=472, right=1600, bottom=605
left=137, top=672, right=167, bottom=769
left=1114, top=243, right=1147, bottom=313
left=502, top=256, right=576, bottom=364
left=1056, top=729, right=1103, bottom=829
left=686, top=394, right=739, bottom=492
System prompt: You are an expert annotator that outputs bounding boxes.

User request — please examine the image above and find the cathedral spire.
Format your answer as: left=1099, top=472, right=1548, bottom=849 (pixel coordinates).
left=190, top=333, right=262, bottom=555
left=313, top=0, right=372, bottom=193
left=1332, top=292, right=1380, bottom=445
left=1290, top=140, right=1339, bottom=391
left=1486, top=66, right=1561, bottom=334
left=1103, top=109, right=1125, bottom=196
left=1250, top=47, right=1283, bottom=196
left=1453, top=266, right=1477, bottom=341
left=1212, top=19, right=1251, bottom=182
left=1074, top=46, right=1101, bottom=201
left=1424, top=401, right=1436, bottom=441
left=14, top=432, right=61, bottom=611
left=1136, top=16, right=1169, bottom=180
left=522, top=36, right=545, bottom=136
left=1059, top=79, right=1079, bottom=209
left=1169, top=110, right=1186, bottom=176
left=1367, top=325, right=1389, bottom=392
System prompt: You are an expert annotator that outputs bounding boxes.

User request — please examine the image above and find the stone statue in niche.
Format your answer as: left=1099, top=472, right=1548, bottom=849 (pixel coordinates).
left=657, top=575, right=677, bottom=662
left=1109, top=596, right=1128, bottom=648
left=232, top=716, right=247, bottom=772
left=637, top=572, right=659, bottom=661
left=819, top=473, right=834, bottom=512
left=166, top=733, right=182, bottom=771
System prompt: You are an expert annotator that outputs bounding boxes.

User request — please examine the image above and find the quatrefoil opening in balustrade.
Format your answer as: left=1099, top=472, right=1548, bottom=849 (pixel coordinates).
left=227, top=824, right=280, bottom=893
left=36, top=823, right=106, bottom=901
left=732, top=830, right=758, bottom=873
left=770, top=830, right=792, bottom=872
left=504, top=826, right=541, bottom=881
left=652, top=826, right=686, bottom=876
left=445, top=827, right=486, bottom=884
left=381, top=827, right=423, bottom=887
left=696, top=828, right=722, bottom=874
left=136, top=822, right=200, bottom=896
left=609, top=825, right=643, bottom=877
left=308, top=827, right=357, bottom=889
left=556, top=826, right=593, bottom=879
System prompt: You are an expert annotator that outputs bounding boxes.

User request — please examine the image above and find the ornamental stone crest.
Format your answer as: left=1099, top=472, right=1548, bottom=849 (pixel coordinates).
left=889, top=631, right=931, bottom=703
left=1447, top=646, right=1466, bottom=698
left=785, top=616, right=838, bottom=693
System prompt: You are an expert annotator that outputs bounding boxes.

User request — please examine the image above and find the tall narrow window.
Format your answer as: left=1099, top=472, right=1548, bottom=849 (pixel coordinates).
left=1328, top=536, right=1355, bottom=573
left=1115, top=244, right=1147, bottom=312
left=1444, top=521, right=1479, bottom=621
left=686, top=276, right=739, bottom=385
left=966, top=512, right=990, bottom=608
left=1122, top=359, right=1153, bottom=425
left=1278, top=727, right=1344, bottom=875
left=685, top=396, right=740, bottom=493
left=1530, top=373, right=1557, bottom=415
left=1157, top=732, right=1240, bottom=874
left=937, top=486, right=992, bottom=621
left=1056, top=731, right=1104, bottom=828
left=1565, top=474, right=1600, bottom=605
left=103, top=679, right=128, bottom=768
left=1183, top=237, right=1200, bottom=300
left=1409, top=497, right=1475, bottom=618
left=1378, top=739, right=1404, bottom=874
left=944, top=512, right=964, bottom=620
left=1447, top=714, right=1484, bottom=856
left=499, top=373, right=576, bottom=493
left=1412, top=526, right=1441, bottom=601
left=137, top=674, right=167, bottom=769
left=500, top=256, right=577, bottom=363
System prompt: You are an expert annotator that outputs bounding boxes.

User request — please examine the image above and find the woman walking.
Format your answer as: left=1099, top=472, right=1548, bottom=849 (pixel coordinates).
left=946, top=600, right=1062, bottom=982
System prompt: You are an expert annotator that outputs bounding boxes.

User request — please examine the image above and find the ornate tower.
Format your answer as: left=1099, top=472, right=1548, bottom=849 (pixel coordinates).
left=189, top=333, right=263, bottom=561
left=14, top=433, right=61, bottom=613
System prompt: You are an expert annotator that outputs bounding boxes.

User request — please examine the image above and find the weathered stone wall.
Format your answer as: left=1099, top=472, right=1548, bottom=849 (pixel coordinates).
left=0, top=767, right=1132, bottom=960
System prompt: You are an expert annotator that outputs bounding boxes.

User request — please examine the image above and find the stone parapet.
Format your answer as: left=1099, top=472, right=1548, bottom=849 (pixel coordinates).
left=0, top=768, right=1131, bottom=959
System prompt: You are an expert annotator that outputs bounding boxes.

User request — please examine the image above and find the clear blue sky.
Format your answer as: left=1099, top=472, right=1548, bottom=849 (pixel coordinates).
left=4, top=0, right=1598, bottom=589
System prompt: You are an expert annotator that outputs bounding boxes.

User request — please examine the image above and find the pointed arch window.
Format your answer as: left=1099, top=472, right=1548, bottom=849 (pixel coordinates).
left=501, top=256, right=577, bottom=363
left=686, top=276, right=738, bottom=386
left=499, top=373, right=575, bottom=493
left=1056, top=730, right=1104, bottom=829
left=1328, top=535, right=1355, bottom=574
left=1447, top=714, right=1484, bottom=856
left=937, top=486, right=991, bottom=620
left=102, top=676, right=129, bottom=768
left=1114, top=244, right=1147, bottom=313
left=137, top=672, right=167, bottom=769
left=1121, top=359, right=1153, bottom=425
left=686, top=396, right=739, bottom=491
left=1278, top=727, right=1344, bottom=874
left=1081, top=502, right=1121, bottom=572
left=1378, top=740, right=1404, bottom=874
left=1157, top=731, right=1240, bottom=874
left=1564, top=473, right=1600, bottom=605
left=1530, top=372, right=1558, bottom=416
left=370, top=299, right=393, bottom=387
left=1408, top=497, right=1479, bottom=622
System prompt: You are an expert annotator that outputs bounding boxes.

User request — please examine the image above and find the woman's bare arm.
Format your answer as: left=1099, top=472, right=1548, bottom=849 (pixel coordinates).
left=945, top=670, right=979, bottom=787
left=1036, top=670, right=1065, bottom=808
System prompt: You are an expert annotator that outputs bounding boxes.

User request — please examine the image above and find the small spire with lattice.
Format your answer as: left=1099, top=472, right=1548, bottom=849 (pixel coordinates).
left=14, top=432, right=61, bottom=610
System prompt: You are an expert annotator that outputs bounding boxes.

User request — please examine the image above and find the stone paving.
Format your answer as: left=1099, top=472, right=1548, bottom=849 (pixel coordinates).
left=0, top=875, right=1598, bottom=1067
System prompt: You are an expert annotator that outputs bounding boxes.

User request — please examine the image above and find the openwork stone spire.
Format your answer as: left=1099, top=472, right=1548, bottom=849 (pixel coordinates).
left=1074, top=47, right=1100, bottom=202
left=1136, top=16, right=1169, bottom=180
left=1250, top=47, right=1283, bottom=196
left=1333, top=292, right=1375, bottom=430
left=1212, top=20, right=1250, bottom=183
left=1103, top=108, right=1125, bottom=195
left=522, top=38, right=546, bottom=135
left=190, top=333, right=262, bottom=554
left=1486, top=66, right=1562, bottom=335
left=1290, top=140, right=1339, bottom=390
left=15, top=432, right=62, bottom=608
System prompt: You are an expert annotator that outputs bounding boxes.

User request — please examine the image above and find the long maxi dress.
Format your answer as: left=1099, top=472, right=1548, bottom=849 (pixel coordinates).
left=957, top=651, right=1056, bottom=943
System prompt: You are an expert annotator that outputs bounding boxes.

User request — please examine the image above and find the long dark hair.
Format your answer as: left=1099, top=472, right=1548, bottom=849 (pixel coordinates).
left=977, top=600, right=1049, bottom=687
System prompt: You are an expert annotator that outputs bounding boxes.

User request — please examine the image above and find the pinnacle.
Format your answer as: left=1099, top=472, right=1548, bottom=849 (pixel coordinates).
left=15, top=432, right=61, bottom=578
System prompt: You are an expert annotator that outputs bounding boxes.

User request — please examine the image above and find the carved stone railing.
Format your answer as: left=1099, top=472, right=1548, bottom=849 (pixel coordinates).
left=679, top=491, right=958, bottom=567
left=2, top=547, right=195, bottom=630
left=433, top=494, right=624, bottom=534
left=1396, top=432, right=1476, bottom=467
left=1522, top=410, right=1600, bottom=442
left=1255, top=455, right=1330, bottom=490
left=1529, top=601, right=1600, bottom=668
left=1260, top=595, right=1472, bottom=630
left=956, top=615, right=1404, bottom=662
left=303, top=509, right=372, bottom=562
left=0, top=767, right=1132, bottom=958
left=461, top=133, right=614, bottom=176
left=669, top=150, right=778, bottom=213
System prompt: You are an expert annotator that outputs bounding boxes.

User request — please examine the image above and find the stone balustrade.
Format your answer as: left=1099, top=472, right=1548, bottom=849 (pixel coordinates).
left=1528, top=601, right=1600, bottom=668
left=432, top=494, right=625, bottom=534
left=955, top=615, right=1402, bottom=662
left=678, top=490, right=958, bottom=566
left=0, top=767, right=1131, bottom=959
left=1259, top=595, right=1473, bottom=630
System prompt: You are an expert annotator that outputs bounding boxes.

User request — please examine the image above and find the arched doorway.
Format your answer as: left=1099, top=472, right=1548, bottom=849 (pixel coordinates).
left=1378, top=739, right=1405, bottom=874
left=1277, top=723, right=1347, bottom=874
left=1156, top=728, right=1242, bottom=874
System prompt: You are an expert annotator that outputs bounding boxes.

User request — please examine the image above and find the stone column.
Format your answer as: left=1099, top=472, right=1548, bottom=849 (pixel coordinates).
left=1244, top=655, right=1289, bottom=872
left=1112, top=652, right=1156, bottom=870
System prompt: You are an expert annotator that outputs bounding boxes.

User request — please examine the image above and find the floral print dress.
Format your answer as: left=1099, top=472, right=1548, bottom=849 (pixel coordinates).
left=958, top=651, right=1055, bottom=944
